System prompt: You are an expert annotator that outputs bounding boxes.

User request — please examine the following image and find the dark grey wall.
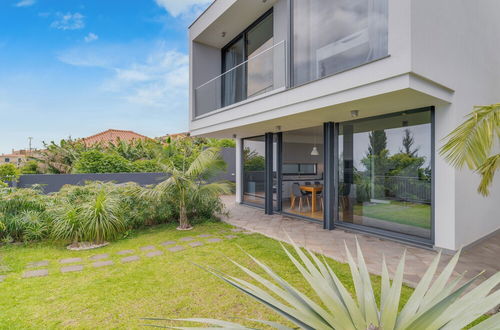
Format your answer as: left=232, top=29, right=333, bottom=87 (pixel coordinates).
left=12, top=147, right=236, bottom=193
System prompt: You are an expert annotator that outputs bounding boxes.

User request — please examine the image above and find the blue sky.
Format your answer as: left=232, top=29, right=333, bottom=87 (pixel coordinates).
left=0, top=0, right=212, bottom=154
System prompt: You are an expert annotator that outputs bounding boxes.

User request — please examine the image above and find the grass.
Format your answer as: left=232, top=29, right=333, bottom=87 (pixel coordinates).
left=354, top=201, right=431, bottom=229
left=0, top=222, right=415, bottom=329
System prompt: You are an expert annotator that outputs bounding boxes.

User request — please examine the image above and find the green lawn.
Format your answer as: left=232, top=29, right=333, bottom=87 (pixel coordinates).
left=354, top=201, right=431, bottom=229
left=0, top=222, right=414, bottom=329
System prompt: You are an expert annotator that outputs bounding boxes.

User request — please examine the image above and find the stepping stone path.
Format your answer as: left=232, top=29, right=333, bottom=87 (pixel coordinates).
left=197, top=234, right=212, bottom=238
left=89, top=254, right=109, bottom=261
left=180, top=237, right=194, bottom=242
left=116, top=249, right=134, bottom=255
left=121, top=256, right=140, bottom=263
left=225, top=235, right=237, bottom=239
left=160, top=241, right=176, bottom=246
left=60, top=258, right=82, bottom=264
left=0, top=265, right=12, bottom=272
left=207, top=238, right=222, bottom=243
left=146, top=251, right=163, bottom=258
left=140, top=246, right=156, bottom=251
left=231, top=228, right=244, bottom=232
left=168, top=246, right=185, bottom=252
left=0, top=275, right=6, bottom=282
left=23, top=269, right=49, bottom=278
left=61, top=265, right=84, bottom=273
left=189, top=242, right=204, bottom=247
left=27, top=261, right=49, bottom=268
left=93, top=260, right=113, bottom=268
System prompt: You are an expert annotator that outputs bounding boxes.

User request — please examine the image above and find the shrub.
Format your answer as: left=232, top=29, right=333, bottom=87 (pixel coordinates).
left=0, top=163, right=20, bottom=183
left=20, top=160, right=41, bottom=174
left=73, top=150, right=132, bottom=173
left=132, top=159, right=162, bottom=173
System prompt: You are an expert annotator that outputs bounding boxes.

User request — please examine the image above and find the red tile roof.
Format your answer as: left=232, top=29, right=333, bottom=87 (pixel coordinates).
left=82, top=129, right=150, bottom=146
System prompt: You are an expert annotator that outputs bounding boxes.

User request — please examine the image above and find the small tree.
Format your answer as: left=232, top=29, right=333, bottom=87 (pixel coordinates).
left=0, top=163, right=20, bottom=183
left=440, top=104, right=499, bottom=196
left=401, top=129, right=419, bottom=157
left=146, top=147, right=231, bottom=230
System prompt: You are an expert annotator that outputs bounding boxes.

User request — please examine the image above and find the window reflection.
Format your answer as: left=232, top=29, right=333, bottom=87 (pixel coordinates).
left=243, top=136, right=266, bottom=206
left=338, top=110, right=432, bottom=239
left=293, top=0, right=388, bottom=86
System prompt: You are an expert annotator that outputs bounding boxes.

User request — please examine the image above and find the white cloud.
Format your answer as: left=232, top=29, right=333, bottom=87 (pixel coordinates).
left=14, top=0, right=35, bottom=7
left=84, top=32, right=98, bottom=43
left=51, top=12, right=85, bottom=30
left=154, top=0, right=212, bottom=18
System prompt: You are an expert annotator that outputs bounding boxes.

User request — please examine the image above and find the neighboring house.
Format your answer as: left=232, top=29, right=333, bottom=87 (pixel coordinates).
left=0, top=149, right=37, bottom=167
left=158, top=132, right=190, bottom=141
left=82, top=129, right=150, bottom=147
left=188, top=0, right=500, bottom=252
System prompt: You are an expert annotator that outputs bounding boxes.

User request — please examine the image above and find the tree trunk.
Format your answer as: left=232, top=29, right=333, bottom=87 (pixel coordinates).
left=177, top=199, right=192, bottom=230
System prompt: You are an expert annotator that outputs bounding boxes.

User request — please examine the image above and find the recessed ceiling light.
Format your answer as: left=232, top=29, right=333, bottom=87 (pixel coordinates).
left=350, top=110, right=359, bottom=118
left=221, top=32, right=226, bottom=38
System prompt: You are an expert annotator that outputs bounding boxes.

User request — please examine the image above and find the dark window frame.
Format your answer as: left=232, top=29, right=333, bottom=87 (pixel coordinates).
left=221, top=9, right=274, bottom=107
left=282, top=163, right=318, bottom=176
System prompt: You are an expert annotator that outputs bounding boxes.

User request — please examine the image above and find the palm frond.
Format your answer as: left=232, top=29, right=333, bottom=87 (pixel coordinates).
left=187, top=147, right=226, bottom=180
left=476, top=154, right=500, bottom=196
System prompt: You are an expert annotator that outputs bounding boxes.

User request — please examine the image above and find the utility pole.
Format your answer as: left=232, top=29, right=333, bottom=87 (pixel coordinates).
left=28, top=137, right=33, bottom=156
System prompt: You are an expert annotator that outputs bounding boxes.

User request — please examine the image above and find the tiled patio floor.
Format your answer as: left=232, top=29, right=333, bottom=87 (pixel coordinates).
left=221, top=196, right=500, bottom=288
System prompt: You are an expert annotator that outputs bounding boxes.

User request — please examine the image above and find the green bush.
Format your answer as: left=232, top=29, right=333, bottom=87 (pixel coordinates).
left=73, top=150, right=133, bottom=173
left=132, top=159, right=162, bottom=173
left=20, top=160, right=41, bottom=174
left=0, top=163, right=20, bottom=183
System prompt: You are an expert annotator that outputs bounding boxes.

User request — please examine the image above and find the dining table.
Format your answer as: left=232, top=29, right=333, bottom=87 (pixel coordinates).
left=299, top=184, right=323, bottom=213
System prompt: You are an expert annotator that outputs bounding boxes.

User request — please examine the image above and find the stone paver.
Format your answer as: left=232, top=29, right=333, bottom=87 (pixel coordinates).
left=116, top=249, right=134, bottom=255
left=160, top=241, right=176, bottom=246
left=61, top=265, right=84, bottom=273
left=146, top=251, right=163, bottom=257
left=168, top=246, right=185, bottom=252
left=140, top=245, right=156, bottom=251
left=206, top=238, right=222, bottom=243
left=197, top=234, right=212, bottom=238
left=23, top=269, right=49, bottom=278
left=60, top=257, right=82, bottom=264
left=221, top=195, right=500, bottom=288
left=0, top=265, right=12, bottom=272
left=180, top=237, right=194, bottom=242
left=93, top=260, right=114, bottom=268
left=89, top=254, right=109, bottom=261
left=27, top=261, right=49, bottom=268
left=225, top=235, right=237, bottom=239
left=0, top=275, right=6, bottom=282
left=189, top=241, right=204, bottom=247
left=121, top=255, right=140, bottom=263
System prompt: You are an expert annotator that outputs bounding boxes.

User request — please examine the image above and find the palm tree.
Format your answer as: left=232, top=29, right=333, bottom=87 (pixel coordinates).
left=146, top=147, right=232, bottom=230
left=440, top=104, right=500, bottom=196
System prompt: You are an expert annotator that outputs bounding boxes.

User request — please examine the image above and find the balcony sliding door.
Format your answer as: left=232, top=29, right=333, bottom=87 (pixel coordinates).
left=222, top=10, right=273, bottom=108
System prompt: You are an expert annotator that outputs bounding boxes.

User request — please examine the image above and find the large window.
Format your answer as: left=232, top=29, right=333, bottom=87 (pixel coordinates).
left=293, top=0, right=388, bottom=86
left=222, top=11, right=274, bottom=108
left=338, top=109, right=432, bottom=240
left=243, top=136, right=266, bottom=207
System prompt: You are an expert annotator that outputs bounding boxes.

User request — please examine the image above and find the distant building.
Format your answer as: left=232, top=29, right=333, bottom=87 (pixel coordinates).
left=0, top=149, right=38, bottom=167
left=82, top=129, right=150, bottom=147
left=158, top=132, right=189, bottom=142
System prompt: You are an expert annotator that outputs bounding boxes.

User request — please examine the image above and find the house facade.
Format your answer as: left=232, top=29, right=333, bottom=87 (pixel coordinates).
left=188, top=0, right=500, bottom=251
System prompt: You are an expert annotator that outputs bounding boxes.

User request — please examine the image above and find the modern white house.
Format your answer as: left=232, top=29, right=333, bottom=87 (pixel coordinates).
left=188, top=0, right=500, bottom=251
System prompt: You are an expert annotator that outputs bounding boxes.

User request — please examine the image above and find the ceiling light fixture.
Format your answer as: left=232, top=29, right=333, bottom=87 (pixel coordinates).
left=350, top=110, right=359, bottom=118
left=311, top=126, right=320, bottom=156
left=221, top=32, right=226, bottom=38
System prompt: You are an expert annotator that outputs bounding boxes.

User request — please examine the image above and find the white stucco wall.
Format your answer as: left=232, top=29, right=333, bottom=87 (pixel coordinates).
left=412, top=0, right=500, bottom=250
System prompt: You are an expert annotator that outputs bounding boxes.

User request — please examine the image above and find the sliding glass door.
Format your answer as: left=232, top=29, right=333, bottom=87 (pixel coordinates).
left=242, top=136, right=266, bottom=207
left=222, top=10, right=273, bottom=108
left=337, top=109, right=433, bottom=240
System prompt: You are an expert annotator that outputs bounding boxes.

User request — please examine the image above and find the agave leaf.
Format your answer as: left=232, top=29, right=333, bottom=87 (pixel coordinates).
left=380, top=251, right=405, bottom=330
left=418, top=250, right=462, bottom=312
left=469, top=311, right=500, bottom=330
left=322, top=255, right=367, bottom=330
left=438, top=273, right=500, bottom=330
left=344, top=241, right=365, bottom=316
left=244, top=318, right=295, bottom=330
left=195, top=264, right=315, bottom=330
left=405, top=274, right=481, bottom=329
left=380, top=255, right=390, bottom=311
left=396, top=251, right=442, bottom=329
left=355, top=239, right=379, bottom=327
left=227, top=255, right=335, bottom=326
left=281, top=243, right=354, bottom=327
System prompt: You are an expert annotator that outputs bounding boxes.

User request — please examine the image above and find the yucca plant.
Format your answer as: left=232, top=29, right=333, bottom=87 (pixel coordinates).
left=145, top=147, right=231, bottom=230
left=147, top=238, right=500, bottom=329
left=440, top=104, right=500, bottom=196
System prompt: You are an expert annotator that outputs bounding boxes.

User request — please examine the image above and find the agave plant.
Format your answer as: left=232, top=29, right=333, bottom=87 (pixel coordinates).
left=147, top=238, right=500, bottom=329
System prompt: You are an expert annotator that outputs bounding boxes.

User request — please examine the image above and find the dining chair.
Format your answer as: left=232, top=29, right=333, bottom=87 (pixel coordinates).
left=291, top=182, right=310, bottom=211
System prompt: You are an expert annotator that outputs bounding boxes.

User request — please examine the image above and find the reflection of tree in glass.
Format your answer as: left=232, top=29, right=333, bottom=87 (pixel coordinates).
left=243, top=147, right=265, bottom=171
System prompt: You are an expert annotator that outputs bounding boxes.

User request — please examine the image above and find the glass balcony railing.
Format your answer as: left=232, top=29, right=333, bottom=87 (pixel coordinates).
left=194, top=40, right=286, bottom=118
